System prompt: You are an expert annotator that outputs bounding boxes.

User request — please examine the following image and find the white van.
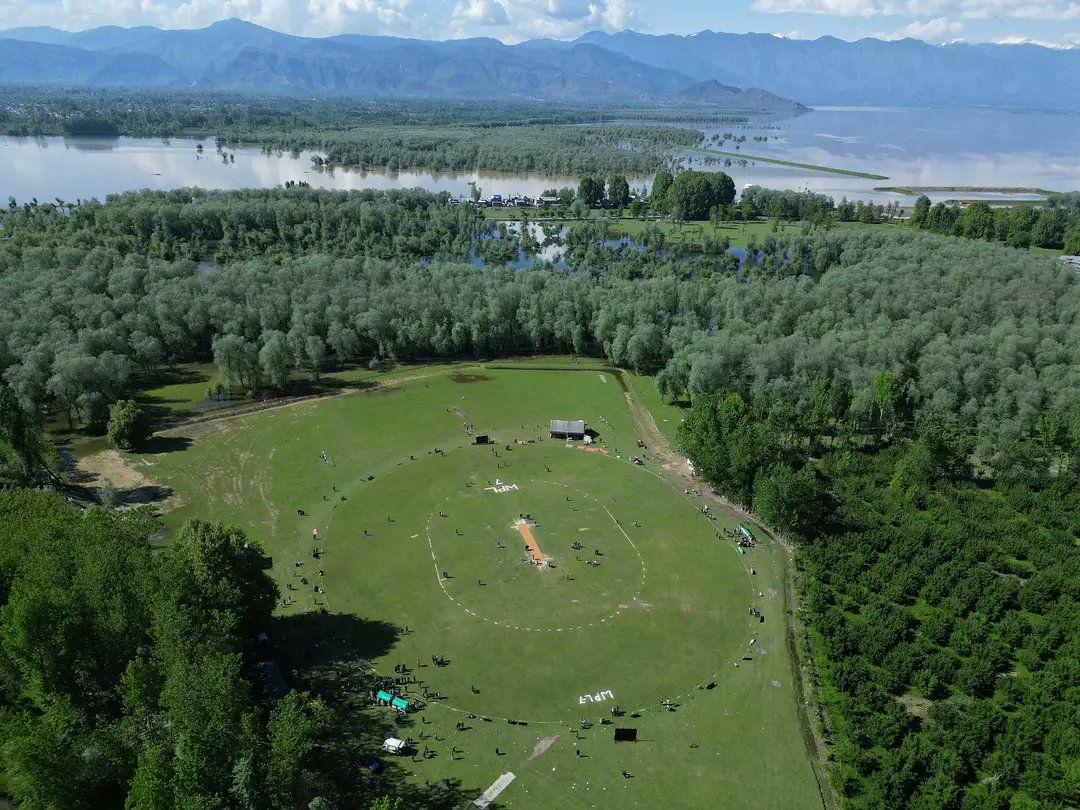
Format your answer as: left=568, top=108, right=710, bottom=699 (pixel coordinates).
left=381, top=738, right=406, bottom=755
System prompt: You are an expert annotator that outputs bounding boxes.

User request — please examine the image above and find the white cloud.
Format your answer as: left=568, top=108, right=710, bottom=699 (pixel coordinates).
left=0, top=0, right=638, bottom=41
left=302, top=0, right=416, bottom=35
left=751, top=0, right=1080, bottom=20
left=485, top=0, right=639, bottom=41
left=879, top=16, right=963, bottom=40
left=544, top=0, right=593, bottom=20
left=452, top=0, right=509, bottom=26
left=995, top=33, right=1079, bottom=48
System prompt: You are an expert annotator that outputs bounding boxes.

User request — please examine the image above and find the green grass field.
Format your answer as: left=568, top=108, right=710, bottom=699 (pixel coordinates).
left=122, top=362, right=821, bottom=809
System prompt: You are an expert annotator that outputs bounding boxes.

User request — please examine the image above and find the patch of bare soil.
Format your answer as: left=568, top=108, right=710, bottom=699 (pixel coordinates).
left=529, top=736, right=558, bottom=759
left=897, top=694, right=932, bottom=719
left=78, top=450, right=177, bottom=509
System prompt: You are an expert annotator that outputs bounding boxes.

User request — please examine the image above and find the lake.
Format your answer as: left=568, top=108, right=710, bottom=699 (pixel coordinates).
left=1, top=107, right=1078, bottom=205
left=692, top=106, right=1080, bottom=204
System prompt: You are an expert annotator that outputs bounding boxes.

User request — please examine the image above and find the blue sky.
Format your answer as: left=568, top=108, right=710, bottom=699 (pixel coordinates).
left=3, top=0, right=1079, bottom=47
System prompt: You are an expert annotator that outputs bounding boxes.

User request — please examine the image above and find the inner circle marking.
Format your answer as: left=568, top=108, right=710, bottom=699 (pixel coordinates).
left=425, top=477, right=646, bottom=632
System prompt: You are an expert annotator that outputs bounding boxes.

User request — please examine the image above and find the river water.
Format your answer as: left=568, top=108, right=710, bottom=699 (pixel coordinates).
left=1, top=107, right=1077, bottom=205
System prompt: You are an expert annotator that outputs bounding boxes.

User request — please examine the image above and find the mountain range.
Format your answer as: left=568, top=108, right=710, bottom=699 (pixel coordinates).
left=570, top=30, right=1080, bottom=110
left=0, top=19, right=800, bottom=110
left=0, top=19, right=1077, bottom=110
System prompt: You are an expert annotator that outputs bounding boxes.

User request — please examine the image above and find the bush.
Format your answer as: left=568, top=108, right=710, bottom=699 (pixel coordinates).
left=106, top=399, right=150, bottom=450
left=99, top=480, right=120, bottom=507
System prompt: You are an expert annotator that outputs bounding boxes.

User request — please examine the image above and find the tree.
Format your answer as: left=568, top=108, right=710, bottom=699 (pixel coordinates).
left=266, top=692, right=332, bottom=809
left=259, top=330, right=292, bottom=392
left=607, top=175, right=630, bottom=207
left=107, top=399, right=151, bottom=450
left=1065, top=219, right=1080, bottom=255
left=47, top=350, right=132, bottom=429
left=752, top=463, right=824, bottom=539
left=100, top=480, right=121, bottom=507
left=1031, top=208, right=1064, bottom=248
left=707, top=171, right=736, bottom=207
left=305, top=335, right=326, bottom=387
left=0, top=382, right=55, bottom=487
left=869, top=371, right=904, bottom=433
left=910, top=195, right=931, bottom=228
left=957, top=201, right=995, bottom=241
left=666, top=170, right=734, bottom=221
left=160, top=520, right=277, bottom=635
left=650, top=169, right=673, bottom=212
left=212, top=334, right=258, bottom=391
left=577, top=176, right=604, bottom=208
left=126, top=745, right=175, bottom=810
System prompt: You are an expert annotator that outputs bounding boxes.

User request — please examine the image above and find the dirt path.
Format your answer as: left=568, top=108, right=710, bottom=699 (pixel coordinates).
left=618, top=372, right=835, bottom=810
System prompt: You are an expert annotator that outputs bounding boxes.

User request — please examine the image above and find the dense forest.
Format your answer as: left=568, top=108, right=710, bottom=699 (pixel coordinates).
left=0, top=90, right=706, bottom=176
left=677, top=388, right=1080, bottom=808
left=1, top=186, right=1079, bottom=808
left=0, top=489, right=437, bottom=808
left=1, top=188, right=1076, bottom=439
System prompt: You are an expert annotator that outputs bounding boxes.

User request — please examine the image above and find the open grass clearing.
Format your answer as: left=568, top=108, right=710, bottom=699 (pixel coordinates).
left=116, top=361, right=821, bottom=809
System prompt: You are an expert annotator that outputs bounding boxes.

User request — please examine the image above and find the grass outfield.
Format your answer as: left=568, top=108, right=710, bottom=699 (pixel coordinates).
left=133, top=362, right=821, bottom=808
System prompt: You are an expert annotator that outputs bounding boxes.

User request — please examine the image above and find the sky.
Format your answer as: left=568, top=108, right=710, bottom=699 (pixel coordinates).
left=1, top=0, right=1078, bottom=47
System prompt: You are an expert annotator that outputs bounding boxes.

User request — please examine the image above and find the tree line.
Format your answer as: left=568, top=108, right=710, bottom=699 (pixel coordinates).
left=0, top=89, right=744, bottom=138
left=1, top=189, right=1077, bottom=442
left=910, top=193, right=1080, bottom=252
left=270, top=124, right=700, bottom=177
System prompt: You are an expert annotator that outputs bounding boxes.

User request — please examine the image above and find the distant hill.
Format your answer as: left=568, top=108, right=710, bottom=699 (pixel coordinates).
left=572, top=30, right=1080, bottom=110
left=0, top=38, right=185, bottom=87
left=0, top=19, right=803, bottom=110
left=678, top=79, right=797, bottom=110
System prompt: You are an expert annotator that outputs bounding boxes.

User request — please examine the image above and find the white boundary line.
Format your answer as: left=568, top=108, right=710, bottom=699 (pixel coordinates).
left=371, top=443, right=766, bottom=725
